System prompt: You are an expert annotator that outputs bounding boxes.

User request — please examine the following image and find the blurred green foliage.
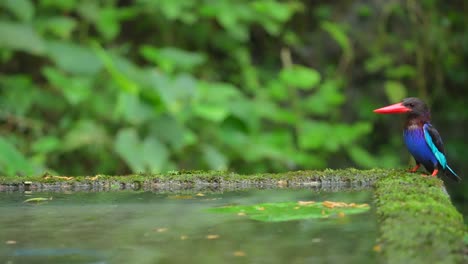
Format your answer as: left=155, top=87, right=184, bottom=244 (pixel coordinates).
left=0, top=0, right=467, bottom=190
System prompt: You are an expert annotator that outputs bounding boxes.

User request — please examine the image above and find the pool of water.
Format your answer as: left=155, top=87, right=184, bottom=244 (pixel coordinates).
left=0, top=189, right=377, bottom=264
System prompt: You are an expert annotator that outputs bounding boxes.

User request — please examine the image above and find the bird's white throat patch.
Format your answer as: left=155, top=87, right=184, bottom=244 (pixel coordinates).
left=407, top=124, right=420, bottom=130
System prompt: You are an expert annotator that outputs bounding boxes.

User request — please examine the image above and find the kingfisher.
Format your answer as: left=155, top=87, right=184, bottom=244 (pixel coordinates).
left=374, top=97, right=461, bottom=182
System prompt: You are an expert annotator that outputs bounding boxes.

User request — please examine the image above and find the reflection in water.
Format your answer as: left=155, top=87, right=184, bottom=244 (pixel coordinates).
left=0, top=189, right=377, bottom=263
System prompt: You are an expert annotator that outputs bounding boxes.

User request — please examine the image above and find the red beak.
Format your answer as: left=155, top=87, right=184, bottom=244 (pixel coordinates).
left=373, top=102, right=411, bottom=114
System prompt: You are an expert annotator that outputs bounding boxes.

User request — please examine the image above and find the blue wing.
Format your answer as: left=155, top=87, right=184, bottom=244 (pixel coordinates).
left=423, top=123, right=458, bottom=177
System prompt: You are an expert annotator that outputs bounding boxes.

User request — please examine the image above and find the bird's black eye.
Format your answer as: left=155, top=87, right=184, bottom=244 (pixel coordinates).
left=408, top=103, right=414, bottom=107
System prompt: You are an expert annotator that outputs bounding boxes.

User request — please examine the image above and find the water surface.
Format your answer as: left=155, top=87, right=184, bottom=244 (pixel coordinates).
left=0, top=189, right=377, bottom=263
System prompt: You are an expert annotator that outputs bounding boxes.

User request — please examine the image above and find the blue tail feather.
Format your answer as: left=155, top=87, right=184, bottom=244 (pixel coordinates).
left=446, top=165, right=457, bottom=177
left=423, top=124, right=461, bottom=182
left=423, top=125, right=447, bottom=168
left=445, top=165, right=461, bottom=182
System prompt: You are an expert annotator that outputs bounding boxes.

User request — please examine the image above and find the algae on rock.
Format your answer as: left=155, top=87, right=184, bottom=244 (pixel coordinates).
left=374, top=173, right=464, bottom=264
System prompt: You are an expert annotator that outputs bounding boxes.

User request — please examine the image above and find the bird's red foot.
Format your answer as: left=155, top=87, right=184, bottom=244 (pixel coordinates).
left=431, top=169, right=439, bottom=177
left=409, top=164, right=421, bottom=173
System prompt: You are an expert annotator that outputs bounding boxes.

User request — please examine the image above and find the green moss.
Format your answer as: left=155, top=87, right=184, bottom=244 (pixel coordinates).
left=0, top=168, right=390, bottom=186
left=374, top=172, right=464, bottom=264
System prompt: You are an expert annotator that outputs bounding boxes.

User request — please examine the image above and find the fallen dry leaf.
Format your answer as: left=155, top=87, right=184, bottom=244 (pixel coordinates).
left=43, top=175, right=73, bottom=180
left=168, top=195, right=194, bottom=200
left=202, top=198, right=222, bottom=201
left=5, top=240, right=16, bottom=245
left=237, top=212, right=246, bottom=216
left=298, top=201, right=315, bottom=206
left=153, top=228, right=168, bottom=233
left=355, top=203, right=370, bottom=208
left=233, top=251, right=246, bottom=257
left=195, top=193, right=205, bottom=197
left=322, top=201, right=346, bottom=208
left=322, top=201, right=369, bottom=209
left=256, top=207, right=265, bottom=211
left=206, top=234, right=220, bottom=240
left=373, top=244, right=382, bottom=252
left=86, top=175, right=100, bottom=181
left=277, top=180, right=288, bottom=187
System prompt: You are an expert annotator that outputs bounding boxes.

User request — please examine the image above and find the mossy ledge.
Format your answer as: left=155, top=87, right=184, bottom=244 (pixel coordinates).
left=0, top=168, right=389, bottom=192
left=374, top=172, right=465, bottom=264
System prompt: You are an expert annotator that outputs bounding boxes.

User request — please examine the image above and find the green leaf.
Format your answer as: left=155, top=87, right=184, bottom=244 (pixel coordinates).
left=141, top=136, right=169, bottom=172
left=208, top=201, right=370, bottom=222
left=42, top=67, right=92, bottom=105
left=250, top=1, right=301, bottom=35
left=267, top=80, right=288, bottom=100
left=385, top=65, right=416, bottom=79
left=32, top=136, right=61, bottom=154
left=347, top=146, right=377, bottom=168
left=46, top=41, right=102, bottom=75
left=114, top=129, right=169, bottom=173
left=39, top=0, right=77, bottom=11
left=262, top=130, right=294, bottom=151
left=197, top=81, right=242, bottom=102
left=115, top=93, right=154, bottom=125
left=63, top=120, right=108, bottom=151
left=96, top=8, right=120, bottom=40
left=193, top=104, right=228, bottom=122
left=93, top=42, right=139, bottom=93
left=251, top=1, right=294, bottom=22
left=334, top=122, right=372, bottom=146
left=202, top=144, right=228, bottom=170
left=151, top=115, right=193, bottom=150
left=0, top=21, right=45, bottom=55
left=192, top=81, right=243, bottom=122
left=298, top=121, right=330, bottom=150
left=1, top=0, right=34, bottom=21
left=365, top=54, right=393, bottom=73
left=139, top=0, right=196, bottom=23
left=211, top=4, right=250, bottom=41
left=38, top=16, right=77, bottom=39
left=303, top=79, right=345, bottom=115
left=321, top=21, right=352, bottom=62
left=95, top=7, right=139, bottom=40
left=140, top=46, right=207, bottom=73
left=114, top=128, right=145, bottom=172
left=384, top=80, right=407, bottom=103
left=76, top=1, right=99, bottom=23
left=0, top=137, right=34, bottom=176
left=164, top=73, right=198, bottom=113
left=357, top=4, right=372, bottom=17
left=280, top=65, right=321, bottom=89
left=0, top=75, right=38, bottom=115
left=244, top=131, right=294, bottom=163
left=254, top=100, right=296, bottom=124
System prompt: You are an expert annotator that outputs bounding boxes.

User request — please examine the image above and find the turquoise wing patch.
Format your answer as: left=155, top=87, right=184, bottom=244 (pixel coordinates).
left=423, top=124, right=447, bottom=169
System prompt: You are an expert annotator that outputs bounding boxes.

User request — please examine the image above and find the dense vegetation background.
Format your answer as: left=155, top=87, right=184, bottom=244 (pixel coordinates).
left=0, top=0, right=466, bottom=212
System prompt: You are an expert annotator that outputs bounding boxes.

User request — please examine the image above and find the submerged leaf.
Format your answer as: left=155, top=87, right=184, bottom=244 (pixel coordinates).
left=23, top=197, right=52, bottom=203
left=233, top=250, right=246, bottom=257
left=206, top=234, right=220, bottom=240
left=208, top=201, right=370, bottom=222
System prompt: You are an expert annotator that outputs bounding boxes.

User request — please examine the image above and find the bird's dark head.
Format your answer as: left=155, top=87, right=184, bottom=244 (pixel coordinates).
left=373, top=97, right=430, bottom=118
